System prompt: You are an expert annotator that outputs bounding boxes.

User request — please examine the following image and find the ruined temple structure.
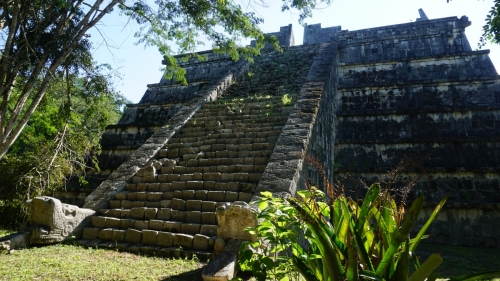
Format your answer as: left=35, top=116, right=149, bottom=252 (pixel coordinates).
left=4, top=9, right=499, bottom=281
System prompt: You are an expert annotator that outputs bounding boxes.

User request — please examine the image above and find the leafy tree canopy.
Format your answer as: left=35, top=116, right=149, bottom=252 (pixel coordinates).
left=0, top=0, right=330, bottom=160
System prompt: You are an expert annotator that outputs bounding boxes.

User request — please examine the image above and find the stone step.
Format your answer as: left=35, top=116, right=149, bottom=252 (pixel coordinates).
left=163, top=144, right=275, bottom=160
left=79, top=229, right=216, bottom=256
left=170, top=129, right=283, bottom=143
left=91, top=209, right=219, bottom=226
left=125, top=181, right=257, bottom=193
left=163, top=148, right=273, bottom=159
left=113, top=189, right=254, bottom=204
left=158, top=164, right=266, bottom=175
left=168, top=131, right=281, bottom=144
left=180, top=121, right=287, bottom=133
left=165, top=136, right=278, bottom=149
left=155, top=172, right=262, bottom=183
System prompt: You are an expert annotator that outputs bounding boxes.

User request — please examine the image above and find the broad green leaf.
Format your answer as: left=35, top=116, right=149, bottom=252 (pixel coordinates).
left=409, top=196, right=448, bottom=253
left=408, top=253, right=442, bottom=281
left=448, top=271, right=500, bottom=281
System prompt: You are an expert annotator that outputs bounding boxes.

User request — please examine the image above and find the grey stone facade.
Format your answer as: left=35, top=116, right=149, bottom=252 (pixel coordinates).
left=55, top=12, right=500, bottom=249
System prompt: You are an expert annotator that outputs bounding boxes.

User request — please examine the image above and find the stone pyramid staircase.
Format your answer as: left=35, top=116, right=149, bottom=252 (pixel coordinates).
left=79, top=94, right=294, bottom=258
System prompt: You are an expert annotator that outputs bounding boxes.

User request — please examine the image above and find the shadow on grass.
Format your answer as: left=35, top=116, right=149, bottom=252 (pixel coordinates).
left=162, top=267, right=255, bottom=281
left=162, top=268, right=204, bottom=281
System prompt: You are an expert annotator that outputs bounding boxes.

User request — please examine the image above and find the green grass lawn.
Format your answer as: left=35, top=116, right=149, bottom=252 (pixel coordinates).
left=415, top=243, right=500, bottom=279
left=0, top=244, right=204, bottom=281
left=0, top=233, right=498, bottom=280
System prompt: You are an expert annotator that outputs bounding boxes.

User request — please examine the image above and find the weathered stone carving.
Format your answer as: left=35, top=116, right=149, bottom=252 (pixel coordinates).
left=0, top=197, right=95, bottom=252
left=27, top=196, right=95, bottom=244
left=216, top=201, right=258, bottom=242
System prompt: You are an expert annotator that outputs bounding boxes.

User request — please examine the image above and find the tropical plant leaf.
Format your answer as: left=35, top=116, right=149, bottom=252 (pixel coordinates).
left=448, top=271, right=500, bottom=281
left=409, top=196, right=448, bottom=253
left=408, top=253, right=443, bottom=281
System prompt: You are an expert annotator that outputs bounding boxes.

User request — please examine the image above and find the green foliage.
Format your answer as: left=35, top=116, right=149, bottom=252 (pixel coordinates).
left=448, top=0, right=500, bottom=47
left=0, top=0, right=328, bottom=161
left=0, top=244, right=203, bottom=280
left=281, top=94, right=293, bottom=106
left=241, top=184, right=500, bottom=281
left=237, top=191, right=302, bottom=281
left=0, top=63, right=128, bottom=228
left=481, top=0, right=500, bottom=46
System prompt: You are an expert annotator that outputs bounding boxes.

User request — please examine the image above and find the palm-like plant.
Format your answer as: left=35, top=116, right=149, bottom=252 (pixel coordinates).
left=239, top=183, right=500, bottom=281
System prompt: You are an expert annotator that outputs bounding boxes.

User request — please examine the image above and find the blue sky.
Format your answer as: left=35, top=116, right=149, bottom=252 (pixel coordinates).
left=89, top=0, right=500, bottom=103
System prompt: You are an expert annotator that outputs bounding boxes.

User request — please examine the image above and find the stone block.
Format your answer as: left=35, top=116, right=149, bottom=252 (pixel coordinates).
left=144, top=208, right=158, bottom=220
left=142, top=230, right=158, bottom=245
left=121, top=219, right=136, bottom=229
left=131, top=201, right=145, bottom=208
left=171, top=210, right=186, bottom=222
left=183, top=190, right=196, bottom=200
left=217, top=202, right=257, bottom=241
left=92, top=216, right=106, bottom=228
left=214, top=183, right=227, bottom=191
left=98, top=228, right=114, bottom=240
left=200, top=225, right=218, bottom=237
left=135, top=220, right=149, bottom=230
left=181, top=223, right=201, bottom=235
left=160, top=200, right=172, bottom=208
left=174, top=233, right=194, bottom=248
left=157, top=232, right=174, bottom=247
left=195, top=190, right=208, bottom=200
left=202, top=212, right=217, bottom=225
left=83, top=228, right=100, bottom=240
left=186, top=200, right=202, bottom=211
left=145, top=202, right=161, bottom=208
left=164, top=221, right=182, bottom=233
left=171, top=198, right=186, bottom=210
left=157, top=174, right=169, bottom=183
left=221, top=173, right=233, bottom=182
left=121, top=200, right=133, bottom=209
left=114, top=192, right=128, bottom=200
left=204, top=181, right=216, bottom=190
left=147, top=192, right=163, bottom=201
left=127, top=193, right=137, bottom=201
left=136, top=192, right=147, bottom=201
left=237, top=192, right=254, bottom=202
left=204, top=172, right=222, bottom=181
left=207, top=191, right=225, bottom=202
left=105, top=217, right=121, bottom=229
left=109, top=200, right=121, bottom=209
left=130, top=207, right=146, bottom=220
left=179, top=174, right=193, bottom=181
left=156, top=208, right=171, bottom=221
left=132, top=176, right=143, bottom=183
left=226, top=182, right=239, bottom=192
left=126, top=244, right=141, bottom=254
left=136, top=183, right=148, bottom=192
left=162, top=192, right=173, bottom=200
left=126, top=184, right=137, bottom=191
left=160, top=183, right=172, bottom=192
left=192, top=234, right=210, bottom=251
left=233, top=173, right=249, bottom=182
left=112, top=230, right=126, bottom=242
left=248, top=173, right=262, bottom=183
left=192, top=172, right=203, bottom=181
left=172, top=181, right=186, bottom=190
left=120, top=209, right=131, bottom=218
left=186, top=211, right=202, bottom=224
left=125, top=229, right=142, bottom=244
left=168, top=174, right=180, bottom=182
left=148, top=183, right=160, bottom=192
left=143, top=175, right=157, bottom=183
left=202, top=201, right=217, bottom=212
left=225, top=192, right=239, bottom=202
left=187, top=181, right=204, bottom=190
left=149, top=220, right=164, bottom=231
